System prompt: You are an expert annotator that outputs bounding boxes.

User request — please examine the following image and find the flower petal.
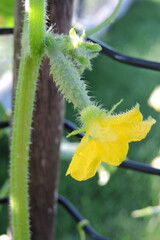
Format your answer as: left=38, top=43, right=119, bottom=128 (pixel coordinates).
left=100, top=140, right=129, bottom=166
left=116, top=118, right=156, bottom=142
left=89, top=120, right=118, bottom=143
left=104, top=104, right=143, bottom=125
left=66, top=136, right=101, bottom=181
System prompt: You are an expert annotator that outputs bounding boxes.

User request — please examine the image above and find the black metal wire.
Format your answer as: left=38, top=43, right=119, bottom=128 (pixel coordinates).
left=58, top=195, right=112, bottom=240
left=0, top=197, right=8, bottom=204
left=0, top=121, right=10, bottom=128
left=88, top=36, right=160, bottom=71
left=1, top=28, right=160, bottom=71
left=0, top=28, right=13, bottom=35
left=120, top=159, right=160, bottom=176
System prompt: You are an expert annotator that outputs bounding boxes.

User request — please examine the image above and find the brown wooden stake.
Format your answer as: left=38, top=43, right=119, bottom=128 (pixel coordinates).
left=12, top=1, right=73, bottom=240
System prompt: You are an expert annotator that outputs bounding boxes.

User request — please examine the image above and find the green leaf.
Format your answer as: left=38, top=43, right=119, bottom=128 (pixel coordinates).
left=83, top=42, right=102, bottom=51
left=66, top=127, right=86, bottom=138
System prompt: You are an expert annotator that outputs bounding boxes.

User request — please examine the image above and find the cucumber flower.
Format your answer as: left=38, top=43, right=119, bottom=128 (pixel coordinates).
left=66, top=102, right=156, bottom=181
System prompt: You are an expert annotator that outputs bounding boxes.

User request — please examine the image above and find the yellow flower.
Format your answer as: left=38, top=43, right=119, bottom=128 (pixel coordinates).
left=66, top=104, right=156, bottom=181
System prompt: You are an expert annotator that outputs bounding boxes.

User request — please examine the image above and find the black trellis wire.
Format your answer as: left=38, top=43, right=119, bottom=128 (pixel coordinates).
left=0, top=121, right=10, bottom=128
left=1, top=27, right=160, bottom=240
left=0, top=28, right=13, bottom=35
left=58, top=195, right=112, bottom=240
left=88, top=36, right=160, bottom=71
left=0, top=197, right=8, bottom=204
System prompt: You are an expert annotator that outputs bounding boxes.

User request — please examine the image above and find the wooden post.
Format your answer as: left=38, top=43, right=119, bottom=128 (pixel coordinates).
left=12, top=0, right=73, bottom=240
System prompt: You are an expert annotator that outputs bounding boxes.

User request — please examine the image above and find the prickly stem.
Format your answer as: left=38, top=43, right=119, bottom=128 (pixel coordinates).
left=29, top=0, right=46, bottom=56
left=10, top=2, right=44, bottom=239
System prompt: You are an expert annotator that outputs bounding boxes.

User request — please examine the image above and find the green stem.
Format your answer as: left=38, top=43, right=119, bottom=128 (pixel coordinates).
left=29, top=0, right=46, bottom=56
left=10, top=9, right=43, bottom=240
left=10, top=55, right=42, bottom=240
left=85, top=0, right=123, bottom=37
left=77, top=219, right=89, bottom=240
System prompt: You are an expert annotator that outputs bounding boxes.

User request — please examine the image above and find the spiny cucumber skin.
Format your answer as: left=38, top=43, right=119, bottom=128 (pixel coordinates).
left=10, top=55, right=41, bottom=240
left=49, top=51, right=91, bottom=110
left=29, top=0, right=46, bottom=56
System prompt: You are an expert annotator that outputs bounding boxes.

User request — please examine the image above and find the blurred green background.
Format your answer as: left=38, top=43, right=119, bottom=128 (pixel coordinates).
left=0, top=0, right=160, bottom=239
left=0, top=0, right=14, bottom=27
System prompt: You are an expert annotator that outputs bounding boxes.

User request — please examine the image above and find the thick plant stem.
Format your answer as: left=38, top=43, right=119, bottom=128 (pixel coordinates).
left=10, top=55, right=42, bottom=240
left=10, top=2, right=44, bottom=239
left=10, top=14, right=42, bottom=235
left=29, top=0, right=46, bottom=56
